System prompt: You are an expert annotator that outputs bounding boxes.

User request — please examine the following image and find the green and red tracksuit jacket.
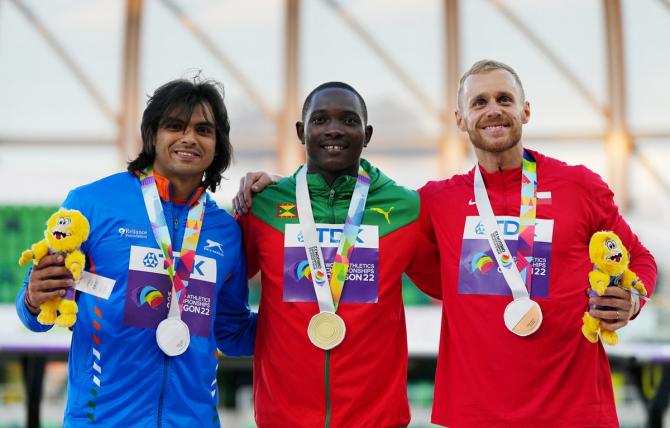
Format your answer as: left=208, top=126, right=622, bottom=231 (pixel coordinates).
left=239, top=159, right=435, bottom=428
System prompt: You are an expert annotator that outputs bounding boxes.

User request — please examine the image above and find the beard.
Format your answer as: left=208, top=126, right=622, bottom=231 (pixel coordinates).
left=467, top=121, right=523, bottom=154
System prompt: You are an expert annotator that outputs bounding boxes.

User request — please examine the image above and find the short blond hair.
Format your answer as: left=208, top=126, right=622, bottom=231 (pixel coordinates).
left=457, top=59, right=525, bottom=110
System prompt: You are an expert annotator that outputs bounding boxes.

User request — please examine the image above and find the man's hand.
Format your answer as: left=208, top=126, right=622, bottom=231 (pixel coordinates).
left=232, top=171, right=281, bottom=215
left=588, top=286, right=637, bottom=331
left=25, top=254, right=73, bottom=315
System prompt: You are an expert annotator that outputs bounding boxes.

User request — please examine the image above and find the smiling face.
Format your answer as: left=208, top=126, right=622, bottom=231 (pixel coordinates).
left=456, top=69, right=530, bottom=156
left=297, top=87, right=372, bottom=185
left=152, top=102, right=216, bottom=185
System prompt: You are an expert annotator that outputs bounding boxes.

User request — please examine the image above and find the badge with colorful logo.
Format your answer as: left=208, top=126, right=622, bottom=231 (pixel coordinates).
left=458, top=216, right=554, bottom=298
left=283, top=224, right=379, bottom=303
left=124, top=246, right=217, bottom=337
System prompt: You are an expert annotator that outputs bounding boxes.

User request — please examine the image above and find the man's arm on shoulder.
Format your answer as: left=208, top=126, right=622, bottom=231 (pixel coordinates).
left=232, top=171, right=281, bottom=215
left=405, top=191, right=442, bottom=300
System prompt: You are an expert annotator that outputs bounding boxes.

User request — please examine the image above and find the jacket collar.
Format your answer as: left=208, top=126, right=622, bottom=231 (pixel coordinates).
left=288, top=158, right=385, bottom=197
left=135, top=170, right=205, bottom=206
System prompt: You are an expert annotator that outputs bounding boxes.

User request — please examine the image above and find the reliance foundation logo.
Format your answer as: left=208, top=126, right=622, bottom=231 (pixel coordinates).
left=118, top=227, right=148, bottom=239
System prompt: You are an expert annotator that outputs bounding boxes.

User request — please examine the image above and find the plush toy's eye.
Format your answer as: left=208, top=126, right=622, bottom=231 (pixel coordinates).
left=57, top=217, right=72, bottom=226
left=606, top=239, right=617, bottom=250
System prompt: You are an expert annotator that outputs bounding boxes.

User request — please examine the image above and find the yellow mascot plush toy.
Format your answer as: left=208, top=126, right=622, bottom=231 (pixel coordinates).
left=18, top=209, right=90, bottom=328
left=582, top=231, right=647, bottom=345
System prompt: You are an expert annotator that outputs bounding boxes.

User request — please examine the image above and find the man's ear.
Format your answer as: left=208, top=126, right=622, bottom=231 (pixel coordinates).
left=521, top=101, right=531, bottom=124
left=296, top=121, right=305, bottom=144
left=455, top=110, right=466, bottom=132
left=364, top=125, right=373, bottom=147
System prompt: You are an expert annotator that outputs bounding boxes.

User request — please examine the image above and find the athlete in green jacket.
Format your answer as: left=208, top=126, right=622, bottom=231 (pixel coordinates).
left=237, top=82, right=436, bottom=427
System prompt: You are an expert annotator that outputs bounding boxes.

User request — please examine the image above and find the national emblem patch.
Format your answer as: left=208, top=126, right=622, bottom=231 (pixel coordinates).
left=276, top=203, right=297, bottom=219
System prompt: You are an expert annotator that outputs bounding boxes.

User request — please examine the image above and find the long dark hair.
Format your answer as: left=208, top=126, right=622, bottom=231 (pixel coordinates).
left=127, top=78, right=232, bottom=192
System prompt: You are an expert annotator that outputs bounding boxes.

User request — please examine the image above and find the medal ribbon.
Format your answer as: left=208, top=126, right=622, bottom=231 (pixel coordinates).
left=296, top=165, right=370, bottom=312
left=516, top=150, right=538, bottom=292
left=473, top=150, right=538, bottom=300
left=139, top=168, right=206, bottom=319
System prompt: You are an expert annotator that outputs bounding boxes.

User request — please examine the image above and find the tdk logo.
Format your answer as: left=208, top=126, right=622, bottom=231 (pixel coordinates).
left=131, top=246, right=216, bottom=281
left=475, top=219, right=540, bottom=238
left=497, top=220, right=519, bottom=236
left=475, top=220, right=519, bottom=236
left=142, top=251, right=206, bottom=276
left=143, top=252, right=159, bottom=268
left=297, top=227, right=363, bottom=244
left=317, top=226, right=364, bottom=244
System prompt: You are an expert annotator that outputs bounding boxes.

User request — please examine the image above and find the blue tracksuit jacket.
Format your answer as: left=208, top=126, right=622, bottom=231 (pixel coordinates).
left=16, top=171, right=256, bottom=427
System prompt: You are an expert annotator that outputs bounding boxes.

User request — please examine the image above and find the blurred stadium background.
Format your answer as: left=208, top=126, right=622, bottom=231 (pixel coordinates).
left=1, top=0, right=669, bottom=426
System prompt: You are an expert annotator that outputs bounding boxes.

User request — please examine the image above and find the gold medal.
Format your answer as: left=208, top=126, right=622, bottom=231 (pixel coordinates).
left=307, top=311, right=346, bottom=350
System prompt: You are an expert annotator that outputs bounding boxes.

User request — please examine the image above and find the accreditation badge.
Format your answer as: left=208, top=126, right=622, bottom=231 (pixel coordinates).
left=458, top=216, right=554, bottom=297
left=282, top=224, right=379, bottom=303
left=124, top=245, right=217, bottom=336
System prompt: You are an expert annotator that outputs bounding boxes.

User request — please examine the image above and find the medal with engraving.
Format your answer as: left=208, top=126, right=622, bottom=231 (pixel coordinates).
left=473, top=151, right=543, bottom=336
left=156, top=317, right=191, bottom=356
left=296, top=165, right=370, bottom=350
left=307, top=311, right=346, bottom=350
left=139, top=168, right=207, bottom=356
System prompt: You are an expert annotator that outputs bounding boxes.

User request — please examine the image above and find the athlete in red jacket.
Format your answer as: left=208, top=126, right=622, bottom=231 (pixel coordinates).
left=235, top=61, right=657, bottom=427
left=237, top=82, right=436, bottom=427
left=411, top=60, right=657, bottom=427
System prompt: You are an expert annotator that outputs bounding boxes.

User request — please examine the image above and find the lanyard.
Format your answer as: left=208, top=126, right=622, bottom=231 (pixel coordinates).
left=139, top=169, right=206, bottom=320
left=473, top=150, right=538, bottom=300
left=516, top=150, right=538, bottom=292
left=296, top=165, right=371, bottom=313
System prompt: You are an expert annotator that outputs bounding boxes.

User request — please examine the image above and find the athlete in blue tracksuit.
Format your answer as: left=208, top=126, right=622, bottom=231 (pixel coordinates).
left=16, top=78, right=256, bottom=427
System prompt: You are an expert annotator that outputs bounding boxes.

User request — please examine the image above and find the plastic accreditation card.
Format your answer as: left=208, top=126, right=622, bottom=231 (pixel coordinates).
left=75, top=271, right=115, bottom=300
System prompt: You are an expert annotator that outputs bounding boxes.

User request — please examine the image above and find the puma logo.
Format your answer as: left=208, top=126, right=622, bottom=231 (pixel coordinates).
left=371, top=207, right=394, bottom=224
